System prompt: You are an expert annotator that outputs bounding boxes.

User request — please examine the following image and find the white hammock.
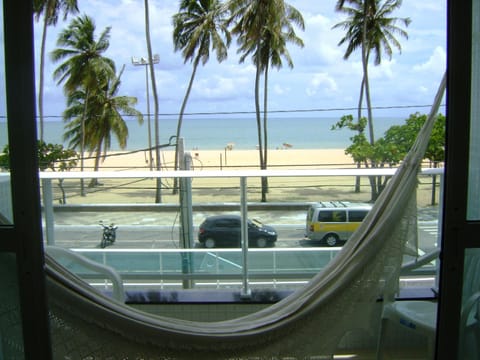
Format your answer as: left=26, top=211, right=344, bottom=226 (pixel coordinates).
left=44, top=74, right=446, bottom=359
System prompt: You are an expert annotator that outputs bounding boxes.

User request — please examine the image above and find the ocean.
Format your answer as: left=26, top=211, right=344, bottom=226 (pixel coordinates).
left=0, top=116, right=406, bottom=151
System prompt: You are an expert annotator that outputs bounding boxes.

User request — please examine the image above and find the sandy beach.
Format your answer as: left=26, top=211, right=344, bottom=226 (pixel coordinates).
left=52, top=148, right=439, bottom=207
left=81, top=148, right=355, bottom=171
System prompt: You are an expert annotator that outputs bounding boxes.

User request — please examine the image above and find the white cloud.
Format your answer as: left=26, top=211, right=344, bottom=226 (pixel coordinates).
left=419, top=85, right=429, bottom=94
left=193, top=75, right=249, bottom=100
left=298, top=13, right=344, bottom=66
left=34, top=0, right=447, bottom=118
left=413, top=46, right=446, bottom=74
left=306, top=73, right=338, bottom=97
left=274, top=84, right=289, bottom=95
left=369, top=59, right=396, bottom=80
left=411, top=1, right=445, bottom=13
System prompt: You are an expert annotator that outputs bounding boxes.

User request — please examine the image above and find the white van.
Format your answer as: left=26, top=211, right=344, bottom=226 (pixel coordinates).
left=305, top=201, right=372, bottom=246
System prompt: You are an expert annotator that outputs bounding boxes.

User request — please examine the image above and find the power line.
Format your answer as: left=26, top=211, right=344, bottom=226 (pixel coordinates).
left=0, top=103, right=446, bottom=120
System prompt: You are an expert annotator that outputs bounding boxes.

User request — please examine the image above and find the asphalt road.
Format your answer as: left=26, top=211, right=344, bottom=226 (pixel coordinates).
left=48, top=221, right=438, bottom=252
left=47, top=221, right=439, bottom=293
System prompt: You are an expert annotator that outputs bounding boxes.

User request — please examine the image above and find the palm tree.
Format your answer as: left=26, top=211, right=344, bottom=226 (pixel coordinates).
left=333, top=0, right=410, bottom=144
left=33, top=0, right=79, bottom=142
left=227, top=0, right=304, bottom=202
left=333, top=0, right=410, bottom=199
left=172, top=0, right=231, bottom=193
left=51, top=14, right=115, bottom=195
left=143, top=0, right=162, bottom=203
left=63, top=65, right=143, bottom=187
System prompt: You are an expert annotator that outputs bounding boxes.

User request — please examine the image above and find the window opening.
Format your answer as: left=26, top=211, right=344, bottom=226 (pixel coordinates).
left=0, top=1, right=12, bottom=225
left=36, top=0, right=445, bottom=310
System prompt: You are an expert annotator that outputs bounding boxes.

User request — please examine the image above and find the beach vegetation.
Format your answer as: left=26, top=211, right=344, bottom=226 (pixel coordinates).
left=62, top=65, right=143, bottom=188
left=0, top=141, right=78, bottom=204
left=172, top=0, right=232, bottom=194
left=33, top=0, right=79, bottom=142
left=383, top=112, right=446, bottom=165
left=384, top=112, right=445, bottom=205
left=226, top=0, right=305, bottom=202
left=333, top=112, right=445, bottom=202
left=51, top=14, right=115, bottom=196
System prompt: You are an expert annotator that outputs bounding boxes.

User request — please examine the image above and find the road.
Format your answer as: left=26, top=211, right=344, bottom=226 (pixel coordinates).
left=48, top=221, right=439, bottom=252
left=47, top=221, right=439, bottom=293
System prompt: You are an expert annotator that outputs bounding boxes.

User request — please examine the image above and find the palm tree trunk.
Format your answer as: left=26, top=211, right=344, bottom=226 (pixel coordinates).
left=89, top=143, right=102, bottom=188
left=80, top=89, right=89, bottom=197
left=362, top=2, right=377, bottom=201
left=254, top=52, right=265, bottom=202
left=144, top=0, right=162, bottom=203
left=357, top=75, right=364, bottom=124
left=38, top=7, right=50, bottom=141
left=363, top=54, right=378, bottom=200
left=355, top=75, right=365, bottom=193
left=173, top=58, right=199, bottom=194
left=363, top=59, right=374, bottom=145
left=262, top=62, right=269, bottom=198
left=362, top=22, right=374, bottom=144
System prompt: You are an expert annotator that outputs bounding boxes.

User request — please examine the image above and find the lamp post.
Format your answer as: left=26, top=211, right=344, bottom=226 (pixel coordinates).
left=131, top=54, right=159, bottom=170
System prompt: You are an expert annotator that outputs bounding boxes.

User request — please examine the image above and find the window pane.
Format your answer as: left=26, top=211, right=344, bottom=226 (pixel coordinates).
left=0, top=0, right=13, bottom=225
left=467, top=0, right=480, bottom=220
left=38, top=2, right=444, bottom=325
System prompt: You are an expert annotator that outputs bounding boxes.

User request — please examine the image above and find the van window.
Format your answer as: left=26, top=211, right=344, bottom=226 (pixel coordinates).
left=349, top=210, right=369, bottom=222
left=319, top=210, right=346, bottom=222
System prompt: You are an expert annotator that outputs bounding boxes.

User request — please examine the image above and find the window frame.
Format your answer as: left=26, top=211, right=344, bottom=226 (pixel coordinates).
left=0, top=0, right=51, bottom=357
left=1, top=1, right=475, bottom=358
left=436, top=0, right=478, bottom=359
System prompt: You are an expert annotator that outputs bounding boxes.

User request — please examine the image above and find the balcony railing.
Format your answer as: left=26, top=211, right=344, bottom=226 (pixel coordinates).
left=36, top=167, right=442, bottom=299
left=51, top=247, right=437, bottom=294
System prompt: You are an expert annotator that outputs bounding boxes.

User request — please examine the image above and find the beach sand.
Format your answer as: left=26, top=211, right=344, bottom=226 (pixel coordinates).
left=81, top=148, right=354, bottom=171
left=53, top=148, right=439, bottom=207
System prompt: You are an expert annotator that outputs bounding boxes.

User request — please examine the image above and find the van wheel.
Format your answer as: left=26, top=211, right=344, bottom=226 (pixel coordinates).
left=324, top=234, right=339, bottom=247
left=256, top=237, right=268, bottom=248
left=204, top=238, right=216, bottom=248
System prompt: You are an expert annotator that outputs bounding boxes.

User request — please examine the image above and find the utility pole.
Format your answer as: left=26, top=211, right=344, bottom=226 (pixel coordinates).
left=178, top=138, right=193, bottom=288
left=131, top=54, right=159, bottom=170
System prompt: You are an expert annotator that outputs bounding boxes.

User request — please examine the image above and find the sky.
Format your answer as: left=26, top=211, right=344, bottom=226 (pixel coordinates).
left=33, top=0, right=447, bottom=121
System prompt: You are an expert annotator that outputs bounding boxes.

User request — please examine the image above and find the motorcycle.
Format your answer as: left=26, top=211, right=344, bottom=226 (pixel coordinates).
left=100, top=221, right=117, bottom=248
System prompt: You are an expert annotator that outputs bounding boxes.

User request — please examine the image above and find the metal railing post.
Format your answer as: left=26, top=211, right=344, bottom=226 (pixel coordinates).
left=179, top=138, right=194, bottom=289
left=41, top=178, right=55, bottom=245
left=240, top=176, right=251, bottom=298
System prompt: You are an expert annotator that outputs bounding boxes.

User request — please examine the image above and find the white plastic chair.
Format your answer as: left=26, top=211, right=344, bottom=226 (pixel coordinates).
left=377, top=248, right=480, bottom=359
left=376, top=249, right=440, bottom=359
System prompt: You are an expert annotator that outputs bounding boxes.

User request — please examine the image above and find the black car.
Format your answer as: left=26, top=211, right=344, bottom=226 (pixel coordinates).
left=197, top=215, right=277, bottom=248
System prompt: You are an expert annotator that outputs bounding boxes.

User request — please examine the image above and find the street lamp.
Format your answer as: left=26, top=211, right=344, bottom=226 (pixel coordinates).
left=131, top=54, right=160, bottom=170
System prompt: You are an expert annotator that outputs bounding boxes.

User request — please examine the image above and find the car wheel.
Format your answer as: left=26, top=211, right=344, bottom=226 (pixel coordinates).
left=204, top=238, right=216, bottom=248
left=256, top=237, right=268, bottom=248
left=324, top=234, right=339, bottom=247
